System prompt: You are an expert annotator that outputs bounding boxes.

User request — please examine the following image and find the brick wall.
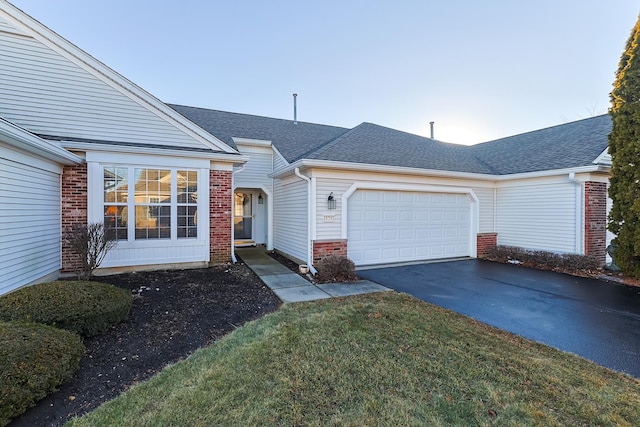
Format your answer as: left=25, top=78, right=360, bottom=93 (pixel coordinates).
left=312, top=240, right=348, bottom=264
left=61, top=163, right=88, bottom=273
left=476, top=232, right=497, bottom=258
left=584, top=181, right=607, bottom=266
left=209, top=170, right=232, bottom=264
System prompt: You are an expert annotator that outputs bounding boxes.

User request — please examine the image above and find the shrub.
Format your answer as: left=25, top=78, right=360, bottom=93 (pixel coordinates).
left=316, top=255, right=358, bottom=283
left=64, top=222, right=117, bottom=280
left=0, top=281, right=133, bottom=337
left=0, top=321, right=85, bottom=426
left=483, top=245, right=600, bottom=273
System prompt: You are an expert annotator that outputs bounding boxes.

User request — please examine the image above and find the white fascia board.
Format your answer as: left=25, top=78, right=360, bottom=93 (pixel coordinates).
left=270, top=159, right=610, bottom=182
left=492, top=165, right=610, bottom=181
left=0, top=118, right=82, bottom=165
left=62, top=141, right=248, bottom=165
left=269, top=159, right=497, bottom=180
left=232, top=137, right=272, bottom=147
left=0, top=1, right=237, bottom=155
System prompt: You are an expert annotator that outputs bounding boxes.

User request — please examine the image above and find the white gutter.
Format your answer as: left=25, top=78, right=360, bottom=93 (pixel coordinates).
left=271, top=159, right=609, bottom=181
left=294, top=167, right=318, bottom=274
left=230, top=164, right=246, bottom=263
left=568, top=172, right=584, bottom=254
left=0, top=118, right=83, bottom=165
left=60, top=141, right=249, bottom=163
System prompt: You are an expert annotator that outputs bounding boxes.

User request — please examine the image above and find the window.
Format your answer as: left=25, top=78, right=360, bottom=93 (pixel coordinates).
left=103, top=167, right=128, bottom=240
left=177, top=170, right=198, bottom=238
left=103, top=167, right=198, bottom=241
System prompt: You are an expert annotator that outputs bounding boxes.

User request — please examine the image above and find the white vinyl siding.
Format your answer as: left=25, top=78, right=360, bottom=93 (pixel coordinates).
left=497, top=182, right=578, bottom=253
left=273, top=149, right=288, bottom=172
left=472, top=187, right=495, bottom=233
left=0, top=21, right=208, bottom=149
left=0, top=143, right=62, bottom=295
left=273, top=177, right=308, bottom=261
left=235, top=144, right=273, bottom=192
left=347, top=190, right=471, bottom=266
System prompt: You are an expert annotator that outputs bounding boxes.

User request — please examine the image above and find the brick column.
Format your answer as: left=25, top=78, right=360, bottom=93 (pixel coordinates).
left=312, top=239, right=348, bottom=264
left=476, top=233, right=497, bottom=258
left=61, top=163, right=88, bottom=273
left=584, top=181, right=607, bottom=266
left=209, top=170, right=232, bottom=264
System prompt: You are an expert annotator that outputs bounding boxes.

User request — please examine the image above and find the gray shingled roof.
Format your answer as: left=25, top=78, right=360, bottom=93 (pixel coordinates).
left=169, top=104, right=349, bottom=162
left=170, top=103, right=611, bottom=175
left=467, top=114, right=611, bottom=174
left=304, top=122, right=492, bottom=173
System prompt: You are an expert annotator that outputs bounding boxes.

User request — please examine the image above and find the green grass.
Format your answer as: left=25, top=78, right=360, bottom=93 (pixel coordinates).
left=67, top=292, right=640, bottom=426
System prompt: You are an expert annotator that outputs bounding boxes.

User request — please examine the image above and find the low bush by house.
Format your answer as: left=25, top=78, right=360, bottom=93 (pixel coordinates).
left=0, top=281, right=133, bottom=337
left=0, top=321, right=85, bottom=426
left=316, top=255, right=358, bottom=283
left=483, top=246, right=600, bottom=272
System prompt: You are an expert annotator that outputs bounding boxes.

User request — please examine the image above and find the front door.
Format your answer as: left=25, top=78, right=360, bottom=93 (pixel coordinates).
left=234, top=192, right=253, bottom=241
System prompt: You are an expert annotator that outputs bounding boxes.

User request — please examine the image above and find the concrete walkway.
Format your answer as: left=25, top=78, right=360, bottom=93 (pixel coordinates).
left=236, top=247, right=389, bottom=303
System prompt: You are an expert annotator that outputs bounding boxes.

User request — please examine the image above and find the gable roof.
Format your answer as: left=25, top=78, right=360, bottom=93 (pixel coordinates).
left=168, top=104, right=350, bottom=162
left=0, top=1, right=237, bottom=156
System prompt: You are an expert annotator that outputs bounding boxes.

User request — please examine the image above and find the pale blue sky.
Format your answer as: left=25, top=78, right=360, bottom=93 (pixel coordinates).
left=9, top=1, right=640, bottom=144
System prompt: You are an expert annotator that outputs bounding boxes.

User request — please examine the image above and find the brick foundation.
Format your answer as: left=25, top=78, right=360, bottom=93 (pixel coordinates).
left=476, top=232, right=497, bottom=258
left=61, top=163, right=88, bottom=273
left=209, top=170, right=233, bottom=264
left=584, top=181, right=607, bottom=266
left=312, top=240, right=348, bottom=264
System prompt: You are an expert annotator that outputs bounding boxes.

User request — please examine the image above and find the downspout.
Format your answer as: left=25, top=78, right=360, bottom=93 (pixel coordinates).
left=294, top=167, right=318, bottom=274
left=568, top=173, right=583, bottom=254
left=230, top=164, right=246, bottom=263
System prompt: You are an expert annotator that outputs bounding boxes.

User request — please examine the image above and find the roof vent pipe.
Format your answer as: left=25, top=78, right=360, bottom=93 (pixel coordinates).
left=293, top=93, right=298, bottom=125
left=429, top=121, right=435, bottom=139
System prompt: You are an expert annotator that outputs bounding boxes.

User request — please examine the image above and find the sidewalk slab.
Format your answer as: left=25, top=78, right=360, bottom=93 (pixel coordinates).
left=317, top=281, right=391, bottom=297
left=273, top=286, right=332, bottom=303
left=236, top=247, right=391, bottom=303
left=260, top=273, right=313, bottom=289
left=245, top=263, right=292, bottom=276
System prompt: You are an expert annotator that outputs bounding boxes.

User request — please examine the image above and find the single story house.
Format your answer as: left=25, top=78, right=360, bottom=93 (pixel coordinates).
left=0, top=1, right=612, bottom=295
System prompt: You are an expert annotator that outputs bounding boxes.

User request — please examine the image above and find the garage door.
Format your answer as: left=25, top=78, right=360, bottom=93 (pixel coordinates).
left=347, top=190, right=471, bottom=266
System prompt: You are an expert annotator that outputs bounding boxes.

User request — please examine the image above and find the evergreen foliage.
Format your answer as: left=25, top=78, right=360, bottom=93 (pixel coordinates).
left=0, top=281, right=132, bottom=337
left=0, top=321, right=84, bottom=426
left=608, top=15, right=640, bottom=278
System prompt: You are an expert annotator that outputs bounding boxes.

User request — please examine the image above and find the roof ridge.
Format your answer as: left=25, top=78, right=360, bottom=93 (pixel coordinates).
left=168, top=103, right=350, bottom=131
left=296, top=123, right=366, bottom=161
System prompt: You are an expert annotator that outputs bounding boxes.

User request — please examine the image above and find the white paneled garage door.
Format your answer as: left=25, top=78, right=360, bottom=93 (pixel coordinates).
left=347, top=190, right=471, bottom=266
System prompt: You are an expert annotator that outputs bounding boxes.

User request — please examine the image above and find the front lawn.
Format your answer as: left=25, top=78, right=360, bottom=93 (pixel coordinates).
left=67, top=292, right=640, bottom=426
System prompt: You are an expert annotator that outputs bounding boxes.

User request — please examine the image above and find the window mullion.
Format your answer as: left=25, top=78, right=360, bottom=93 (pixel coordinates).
left=171, top=169, right=177, bottom=240
left=128, top=167, right=135, bottom=242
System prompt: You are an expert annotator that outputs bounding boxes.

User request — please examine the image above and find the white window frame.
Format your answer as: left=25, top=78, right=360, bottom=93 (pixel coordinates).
left=86, top=153, right=210, bottom=253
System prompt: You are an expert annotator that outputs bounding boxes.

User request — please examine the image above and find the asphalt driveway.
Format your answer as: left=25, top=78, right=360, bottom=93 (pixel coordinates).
left=358, top=259, right=640, bottom=378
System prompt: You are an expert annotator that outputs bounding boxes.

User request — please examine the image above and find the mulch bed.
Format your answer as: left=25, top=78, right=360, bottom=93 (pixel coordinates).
left=9, top=263, right=282, bottom=427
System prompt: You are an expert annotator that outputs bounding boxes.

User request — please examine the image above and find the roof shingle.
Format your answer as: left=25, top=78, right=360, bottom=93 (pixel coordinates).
left=170, top=104, right=611, bottom=175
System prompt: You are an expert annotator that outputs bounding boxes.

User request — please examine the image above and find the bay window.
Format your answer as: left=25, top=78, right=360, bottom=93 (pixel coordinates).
left=103, top=167, right=198, bottom=241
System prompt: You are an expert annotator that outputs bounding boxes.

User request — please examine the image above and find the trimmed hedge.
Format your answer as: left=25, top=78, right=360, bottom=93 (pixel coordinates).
left=0, top=281, right=133, bottom=337
left=0, top=321, right=85, bottom=426
left=316, top=255, right=358, bottom=283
